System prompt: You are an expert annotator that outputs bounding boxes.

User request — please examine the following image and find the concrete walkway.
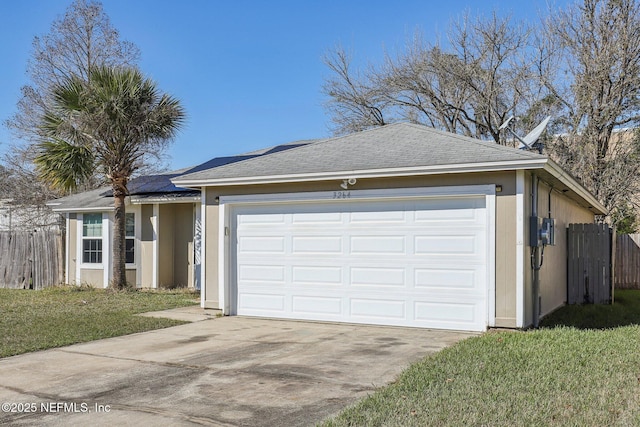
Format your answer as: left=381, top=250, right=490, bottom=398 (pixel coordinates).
left=0, top=314, right=476, bottom=427
left=137, top=305, right=222, bottom=322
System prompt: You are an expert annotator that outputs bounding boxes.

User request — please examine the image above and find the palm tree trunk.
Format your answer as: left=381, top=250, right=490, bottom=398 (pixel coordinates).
left=112, top=188, right=127, bottom=289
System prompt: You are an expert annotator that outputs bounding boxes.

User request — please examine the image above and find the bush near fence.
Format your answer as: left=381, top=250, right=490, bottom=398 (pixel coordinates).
left=0, top=231, right=63, bottom=289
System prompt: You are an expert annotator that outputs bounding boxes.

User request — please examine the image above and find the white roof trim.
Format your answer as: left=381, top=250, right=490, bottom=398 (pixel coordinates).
left=49, top=206, right=115, bottom=213
left=47, top=194, right=200, bottom=212
left=129, top=195, right=201, bottom=204
left=172, top=159, right=549, bottom=187
left=542, top=160, right=607, bottom=214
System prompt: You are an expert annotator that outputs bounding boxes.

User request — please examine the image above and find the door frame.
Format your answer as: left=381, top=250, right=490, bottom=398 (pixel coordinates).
left=218, top=185, right=497, bottom=328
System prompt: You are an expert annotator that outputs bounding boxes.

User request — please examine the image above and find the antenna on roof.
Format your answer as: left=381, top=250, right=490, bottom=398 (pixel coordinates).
left=499, top=115, right=551, bottom=153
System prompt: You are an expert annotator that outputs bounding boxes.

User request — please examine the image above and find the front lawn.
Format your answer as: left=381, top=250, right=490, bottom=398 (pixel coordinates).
left=0, top=286, right=199, bottom=358
left=323, top=290, right=640, bottom=426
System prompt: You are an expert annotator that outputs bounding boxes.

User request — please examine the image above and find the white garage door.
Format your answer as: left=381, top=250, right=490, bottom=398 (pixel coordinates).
left=231, top=195, right=490, bottom=331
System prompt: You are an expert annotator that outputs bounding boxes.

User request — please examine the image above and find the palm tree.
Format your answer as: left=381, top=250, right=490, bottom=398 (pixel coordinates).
left=36, top=66, right=185, bottom=289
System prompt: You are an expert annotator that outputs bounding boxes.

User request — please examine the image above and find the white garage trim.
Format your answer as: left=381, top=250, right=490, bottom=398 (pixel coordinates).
left=218, top=185, right=496, bottom=330
left=200, top=188, right=207, bottom=307
left=515, top=170, right=525, bottom=328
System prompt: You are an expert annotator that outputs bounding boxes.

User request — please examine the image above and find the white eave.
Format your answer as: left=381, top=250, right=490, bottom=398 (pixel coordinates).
left=172, top=159, right=550, bottom=188
left=542, top=160, right=607, bottom=215
left=129, top=195, right=201, bottom=204
left=47, top=205, right=115, bottom=213
left=47, top=194, right=201, bottom=213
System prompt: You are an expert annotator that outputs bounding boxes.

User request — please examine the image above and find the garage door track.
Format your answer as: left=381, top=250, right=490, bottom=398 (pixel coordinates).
left=0, top=316, right=475, bottom=426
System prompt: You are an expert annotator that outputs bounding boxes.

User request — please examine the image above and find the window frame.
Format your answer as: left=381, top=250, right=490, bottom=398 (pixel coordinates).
left=125, top=212, right=136, bottom=266
left=81, top=213, right=103, bottom=266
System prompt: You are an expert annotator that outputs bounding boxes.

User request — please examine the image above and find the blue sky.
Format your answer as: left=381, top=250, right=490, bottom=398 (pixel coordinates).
left=0, top=0, right=567, bottom=171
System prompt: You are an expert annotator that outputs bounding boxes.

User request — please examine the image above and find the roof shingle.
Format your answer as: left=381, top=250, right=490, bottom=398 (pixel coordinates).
left=174, top=123, right=545, bottom=183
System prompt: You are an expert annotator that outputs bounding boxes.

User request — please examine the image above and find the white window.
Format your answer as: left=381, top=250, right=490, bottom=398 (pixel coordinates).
left=82, top=213, right=102, bottom=264
left=125, top=212, right=135, bottom=264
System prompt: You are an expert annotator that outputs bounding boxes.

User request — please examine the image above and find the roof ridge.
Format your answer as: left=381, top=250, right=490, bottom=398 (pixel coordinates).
left=173, top=138, right=330, bottom=179
left=401, top=122, right=546, bottom=159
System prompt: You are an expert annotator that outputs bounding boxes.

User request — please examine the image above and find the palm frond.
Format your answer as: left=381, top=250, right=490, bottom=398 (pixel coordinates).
left=34, top=138, right=95, bottom=193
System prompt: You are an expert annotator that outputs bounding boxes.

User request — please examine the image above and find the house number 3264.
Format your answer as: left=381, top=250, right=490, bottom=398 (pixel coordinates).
left=333, top=191, right=351, bottom=199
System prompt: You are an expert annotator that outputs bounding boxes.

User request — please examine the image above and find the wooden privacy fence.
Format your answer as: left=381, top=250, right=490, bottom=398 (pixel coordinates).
left=615, top=233, right=640, bottom=289
left=567, top=223, right=612, bottom=304
left=0, top=231, right=64, bottom=289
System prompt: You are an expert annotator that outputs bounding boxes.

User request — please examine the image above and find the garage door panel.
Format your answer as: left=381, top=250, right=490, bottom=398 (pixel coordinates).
left=414, top=235, right=478, bottom=255
left=350, top=298, right=406, bottom=319
left=413, top=207, right=478, bottom=222
left=238, top=236, right=285, bottom=253
left=292, top=295, right=342, bottom=315
left=234, top=195, right=490, bottom=331
left=414, top=301, right=480, bottom=324
left=239, top=293, right=285, bottom=312
left=414, top=268, right=478, bottom=290
left=238, top=213, right=286, bottom=225
left=292, top=211, right=343, bottom=224
left=292, top=266, right=343, bottom=284
left=350, top=267, right=406, bottom=287
left=350, top=235, right=406, bottom=254
left=413, top=198, right=485, bottom=220
left=238, top=264, right=285, bottom=283
left=292, top=235, right=343, bottom=254
left=349, top=210, right=406, bottom=223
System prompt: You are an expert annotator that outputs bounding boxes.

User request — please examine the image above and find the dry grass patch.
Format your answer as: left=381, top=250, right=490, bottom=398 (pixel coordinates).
left=0, top=286, right=199, bottom=358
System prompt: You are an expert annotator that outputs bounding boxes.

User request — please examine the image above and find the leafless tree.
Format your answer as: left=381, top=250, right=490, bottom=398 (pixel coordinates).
left=323, top=1, right=640, bottom=229
left=323, top=13, right=535, bottom=143
left=542, top=0, right=640, bottom=225
left=6, top=0, right=139, bottom=143
left=322, top=47, right=390, bottom=135
left=1, top=0, right=140, bottom=213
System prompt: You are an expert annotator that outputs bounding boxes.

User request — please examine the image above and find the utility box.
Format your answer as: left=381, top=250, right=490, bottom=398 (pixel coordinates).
left=530, top=216, right=556, bottom=247
left=541, top=217, right=556, bottom=246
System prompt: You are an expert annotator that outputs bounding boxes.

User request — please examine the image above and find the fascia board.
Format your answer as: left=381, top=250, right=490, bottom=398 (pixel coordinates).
left=49, top=194, right=201, bottom=213
left=542, top=160, right=608, bottom=215
left=129, top=195, right=201, bottom=204
left=171, top=159, right=549, bottom=187
left=49, top=206, right=115, bottom=213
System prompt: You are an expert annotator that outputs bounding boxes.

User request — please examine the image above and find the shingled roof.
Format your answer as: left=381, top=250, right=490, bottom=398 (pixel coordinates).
left=173, top=123, right=547, bottom=186
left=46, top=140, right=317, bottom=211
left=47, top=123, right=606, bottom=215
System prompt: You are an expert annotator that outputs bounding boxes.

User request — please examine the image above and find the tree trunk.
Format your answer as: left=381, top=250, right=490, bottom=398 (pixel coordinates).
left=112, top=188, right=127, bottom=289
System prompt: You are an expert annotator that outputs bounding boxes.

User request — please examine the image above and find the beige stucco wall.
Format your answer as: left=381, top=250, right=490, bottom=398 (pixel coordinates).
left=202, top=172, right=520, bottom=325
left=80, top=269, right=103, bottom=287
left=536, top=179, right=595, bottom=318
left=68, top=214, right=78, bottom=284
left=158, top=204, right=175, bottom=287
left=66, top=203, right=195, bottom=289
left=126, top=269, right=136, bottom=285
left=204, top=191, right=220, bottom=307
left=155, top=203, right=195, bottom=288
left=521, top=173, right=596, bottom=327
left=173, top=204, right=194, bottom=287
left=494, top=192, right=517, bottom=327
left=139, top=204, right=154, bottom=287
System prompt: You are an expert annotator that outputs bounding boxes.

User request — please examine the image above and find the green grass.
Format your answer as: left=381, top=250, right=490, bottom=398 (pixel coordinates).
left=0, top=286, right=199, bottom=358
left=322, top=290, right=640, bottom=427
left=540, top=289, right=640, bottom=329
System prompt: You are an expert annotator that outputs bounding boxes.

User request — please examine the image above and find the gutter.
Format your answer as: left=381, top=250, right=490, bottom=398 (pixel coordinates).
left=172, top=159, right=549, bottom=188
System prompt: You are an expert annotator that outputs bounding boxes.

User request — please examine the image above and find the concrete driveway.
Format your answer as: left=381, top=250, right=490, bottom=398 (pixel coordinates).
left=0, top=312, right=475, bottom=426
